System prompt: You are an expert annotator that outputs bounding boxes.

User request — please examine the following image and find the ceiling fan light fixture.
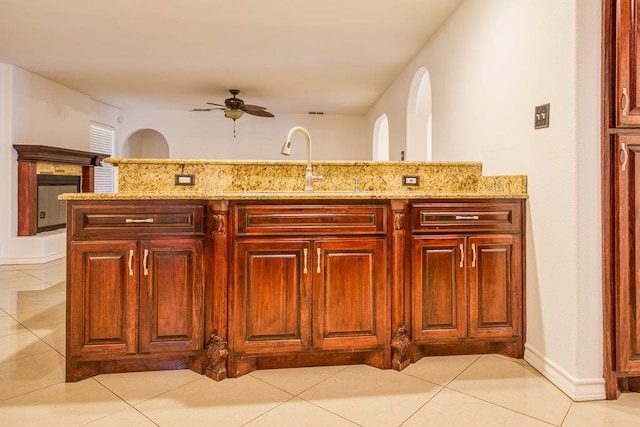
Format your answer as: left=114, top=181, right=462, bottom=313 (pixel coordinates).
left=224, top=109, right=244, bottom=120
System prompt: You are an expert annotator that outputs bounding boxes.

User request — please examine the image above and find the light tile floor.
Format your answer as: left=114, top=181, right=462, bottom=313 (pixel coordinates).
left=1, top=259, right=639, bottom=426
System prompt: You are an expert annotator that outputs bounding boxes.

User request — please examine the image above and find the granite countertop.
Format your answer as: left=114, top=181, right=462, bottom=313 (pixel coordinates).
left=59, top=159, right=528, bottom=201
left=60, top=189, right=527, bottom=201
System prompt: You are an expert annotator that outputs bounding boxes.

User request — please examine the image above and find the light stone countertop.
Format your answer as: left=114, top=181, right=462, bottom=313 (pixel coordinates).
left=59, top=159, right=528, bottom=201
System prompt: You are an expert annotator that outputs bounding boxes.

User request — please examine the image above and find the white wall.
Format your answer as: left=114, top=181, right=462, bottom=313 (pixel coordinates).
left=119, top=110, right=367, bottom=161
left=0, top=65, right=120, bottom=264
left=367, top=0, right=603, bottom=400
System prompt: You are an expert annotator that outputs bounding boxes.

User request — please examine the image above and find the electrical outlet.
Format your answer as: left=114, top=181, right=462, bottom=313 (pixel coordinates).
left=535, top=103, right=550, bottom=129
left=175, top=174, right=195, bottom=186
left=402, top=175, right=420, bottom=186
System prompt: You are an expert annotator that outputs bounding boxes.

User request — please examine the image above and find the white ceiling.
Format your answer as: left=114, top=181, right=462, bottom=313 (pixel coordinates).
left=0, top=0, right=462, bottom=115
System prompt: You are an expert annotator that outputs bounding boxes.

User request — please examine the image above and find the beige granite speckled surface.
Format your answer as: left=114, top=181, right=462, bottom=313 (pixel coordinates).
left=59, top=159, right=527, bottom=200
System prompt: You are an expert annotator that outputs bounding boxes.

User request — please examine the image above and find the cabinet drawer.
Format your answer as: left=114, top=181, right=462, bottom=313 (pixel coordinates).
left=412, top=200, right=521, bottom=233
left=235, top=203, right=387, bottom=235
left=70, top=202, right=205, bottom=238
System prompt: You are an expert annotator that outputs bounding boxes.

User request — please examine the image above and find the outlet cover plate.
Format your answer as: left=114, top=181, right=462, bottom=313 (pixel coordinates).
left=535, top=103, right=550, bottom=129
left=175, top=174, right=195, bottom=186
left=402, top=175, right=420, bottom=186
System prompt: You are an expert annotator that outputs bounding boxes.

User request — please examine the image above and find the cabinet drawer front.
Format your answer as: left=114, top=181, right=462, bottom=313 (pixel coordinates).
left=235, top=204, right=387, bottom=235
left=412, top=200, right=521, bottom=233
left=71, top=202, right=205, bottom=237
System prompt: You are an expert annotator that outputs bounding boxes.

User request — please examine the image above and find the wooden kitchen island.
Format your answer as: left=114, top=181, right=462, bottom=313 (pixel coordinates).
left=61, top=159, right=527, bottom=382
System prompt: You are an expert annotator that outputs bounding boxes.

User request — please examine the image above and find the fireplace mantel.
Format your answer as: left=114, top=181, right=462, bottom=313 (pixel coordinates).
left=13, top=145, right=109, bottom=236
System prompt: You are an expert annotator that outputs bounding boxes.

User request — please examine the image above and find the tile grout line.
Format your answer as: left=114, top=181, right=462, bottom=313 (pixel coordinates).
left=444, top=355, right=563, bottom=426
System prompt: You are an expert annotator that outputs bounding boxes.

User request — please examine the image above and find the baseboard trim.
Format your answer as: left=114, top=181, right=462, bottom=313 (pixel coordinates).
left=1, top=250, right=65, bottom=265
left=524, top=344, right=606, bottom=401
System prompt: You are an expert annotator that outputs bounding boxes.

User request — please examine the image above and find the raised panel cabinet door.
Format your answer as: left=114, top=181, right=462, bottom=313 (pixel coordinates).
left=138, top=239, right=204, bottom=354
left=233, top=239, right=312, bottom=355
left=616, top=134, right=640, bottom=375
left=312, top=238, right=387, bottom=350
left=467, top=235, right=521, bottom=340
left=616, top=0, right=640, bottom=126
left=68, top=240, right=139, bottom=356
left=411, top=236, right=467, bottom=342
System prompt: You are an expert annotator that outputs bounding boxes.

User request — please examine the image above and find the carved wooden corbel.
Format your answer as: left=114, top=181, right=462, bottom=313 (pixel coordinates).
left=212, top=214, right=226, bottom=234
left=391, top=325, right=411, bottom=371
left=393, top=211, right=405, bottom=231
left=205, top=334, right=229, bottom=381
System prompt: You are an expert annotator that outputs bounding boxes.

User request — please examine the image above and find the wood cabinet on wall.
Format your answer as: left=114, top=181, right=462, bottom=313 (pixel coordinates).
left=614, top=0, right=640, bottom=126
left=66, top=201, right=206, bottom=381
left=613, top=134, right=640, bottom=377
left=604, top=0, right=640, bottom=397
left=229, top=202, right=389, bottom=377
left=409, top=200, right=524, bottom=359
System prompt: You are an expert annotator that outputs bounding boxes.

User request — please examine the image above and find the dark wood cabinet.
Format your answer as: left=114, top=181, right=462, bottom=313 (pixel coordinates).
left=66, top=201, right=206, bottom=381
left=411, top=236, right=467, bottom=342
left=229, top=202, right=389, bottom=376
left=604, top=0, right=640, bottom=397
left=234, top=239, right=311, bottom=355
left=409, top=201, right=524, bottom=359
left=68, top=240, right=138, bottom=358
left=614, top=133, right=640, bottom=377
left=615, top=0, right=640, bottom=126
left=65, top=197, right=525, bottom=382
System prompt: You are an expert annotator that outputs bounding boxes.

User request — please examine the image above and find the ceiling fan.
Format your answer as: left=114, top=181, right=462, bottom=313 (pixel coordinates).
left=191, top=89, right=274, bottom=137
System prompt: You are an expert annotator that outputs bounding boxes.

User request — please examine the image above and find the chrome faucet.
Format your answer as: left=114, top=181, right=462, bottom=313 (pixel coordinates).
left=280, top=126, right=323, bottom=191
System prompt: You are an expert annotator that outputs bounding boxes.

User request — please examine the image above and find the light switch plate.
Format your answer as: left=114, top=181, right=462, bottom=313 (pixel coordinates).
left=535, top=103, right=550, bottom=129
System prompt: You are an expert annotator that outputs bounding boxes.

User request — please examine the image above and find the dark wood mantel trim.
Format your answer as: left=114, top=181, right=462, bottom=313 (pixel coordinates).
left=13, top=145, right=109, bottom=236
left=13, top=144, right=109, bottom=166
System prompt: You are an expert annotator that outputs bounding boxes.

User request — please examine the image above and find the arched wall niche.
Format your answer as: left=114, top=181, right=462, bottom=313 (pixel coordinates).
left=372, top=114, right=390, bottom=160
left=123, top=128, right=170, bottom=158
left=406, top=66, right=433, bottom=161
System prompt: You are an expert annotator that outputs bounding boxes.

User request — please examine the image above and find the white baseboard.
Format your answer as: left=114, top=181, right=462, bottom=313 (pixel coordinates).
left=524, top=344, right=605, bottom=401
left=1, top=250, right=65, bottom=265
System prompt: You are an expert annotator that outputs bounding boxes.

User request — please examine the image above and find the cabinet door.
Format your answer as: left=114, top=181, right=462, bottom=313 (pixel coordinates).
left=139, top=239, right=204, bottom=354
left=411, top=236, right=467, bottom=342
left=233, top=239, right=311, bottom=355
left=312, top=238, right=387, bottom=350
left=616, top=134, right=640, bottom=375
left=616, top=0, right=640, bottom=126
left=467, top=235, right=521, bottom=340
left=68, top=240, right=139, bottom=356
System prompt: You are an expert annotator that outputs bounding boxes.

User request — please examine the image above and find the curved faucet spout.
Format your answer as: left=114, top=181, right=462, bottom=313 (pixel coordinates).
left=280, top=126, right=322, bottom=191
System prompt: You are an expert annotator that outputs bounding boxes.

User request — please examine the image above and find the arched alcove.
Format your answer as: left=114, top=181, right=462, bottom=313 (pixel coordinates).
left=406, top=67, right=433, bottom=161
left=372, top=114, right=390, bottom=160
left=123, top=129, right=169, bottom=158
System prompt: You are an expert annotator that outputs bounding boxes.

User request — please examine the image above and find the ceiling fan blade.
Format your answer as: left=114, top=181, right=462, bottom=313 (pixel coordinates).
left=245, top=109, right=274, bottom=118
left=206, top=102, right=227, bottom=107
left=190, top=108, right=216, bottom=111
left=242, top=104, right=267, bottom=111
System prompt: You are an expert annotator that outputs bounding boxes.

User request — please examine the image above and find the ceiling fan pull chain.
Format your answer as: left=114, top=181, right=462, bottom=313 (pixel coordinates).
left=233, top=120, right=237, bottom=138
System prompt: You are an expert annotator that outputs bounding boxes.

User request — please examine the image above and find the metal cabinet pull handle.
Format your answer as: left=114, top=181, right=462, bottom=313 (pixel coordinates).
left=459, top=244, right=464, bottom=268
left=128, top=249, right=134, bottom=276
left=471, top=244, right=477, bottom=268
left=622, top=87, right=630, bottom=116
left=125, top=218, right=154, bottom=223
left=621, top=142, right=629, bottom=172
left=303, top=248, right=308, bottom=274
left=143, top=249, right=149, bottom=276
left=455, top=215, right=479, bottom=220
left=317, top=248, right=321, bottom=273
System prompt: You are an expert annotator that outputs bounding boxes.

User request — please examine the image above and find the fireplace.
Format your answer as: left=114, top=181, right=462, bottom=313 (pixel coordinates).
left=37, top=175, right=80, bottom=232
left=13, top=145, right=109, bottom=236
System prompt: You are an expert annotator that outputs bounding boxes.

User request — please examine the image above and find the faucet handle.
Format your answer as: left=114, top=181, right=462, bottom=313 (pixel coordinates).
left=312, top=174, right=323, bottom=182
